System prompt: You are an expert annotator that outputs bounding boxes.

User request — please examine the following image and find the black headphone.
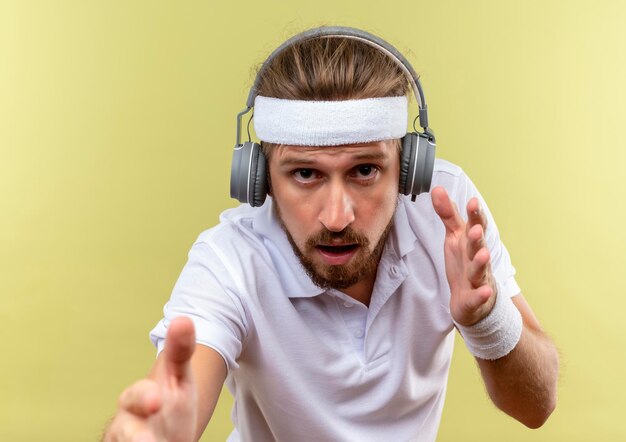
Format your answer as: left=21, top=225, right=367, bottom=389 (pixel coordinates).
left=230, top=26, right=436, bottom=207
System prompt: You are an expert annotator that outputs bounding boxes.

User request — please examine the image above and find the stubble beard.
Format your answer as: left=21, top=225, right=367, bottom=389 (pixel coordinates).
left=274, top=203, right=395, bottom=291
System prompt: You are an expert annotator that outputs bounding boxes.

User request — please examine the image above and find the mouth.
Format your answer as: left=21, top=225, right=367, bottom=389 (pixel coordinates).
left=315, top=244, right=360, bottom=265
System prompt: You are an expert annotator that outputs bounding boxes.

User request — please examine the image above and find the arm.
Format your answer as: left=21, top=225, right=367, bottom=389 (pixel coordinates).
left=103, top=317, right=227, bottom=442
left=475, top=294, right=558, bottom=428
left=431, top=186, right=559, bottom=428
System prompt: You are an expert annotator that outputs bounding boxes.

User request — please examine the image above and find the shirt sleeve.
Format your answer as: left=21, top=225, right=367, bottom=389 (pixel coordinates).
left=453, top=171, right=522, bottom=298
left=149, top=236, right=248, bottom=370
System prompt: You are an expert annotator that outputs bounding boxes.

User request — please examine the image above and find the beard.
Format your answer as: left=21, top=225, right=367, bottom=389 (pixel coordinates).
left=274, top=205, right=395, bottom=291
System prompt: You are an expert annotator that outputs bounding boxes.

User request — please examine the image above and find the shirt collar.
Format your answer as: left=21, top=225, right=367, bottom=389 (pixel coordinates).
left=388, top=196, right=419, bottom=260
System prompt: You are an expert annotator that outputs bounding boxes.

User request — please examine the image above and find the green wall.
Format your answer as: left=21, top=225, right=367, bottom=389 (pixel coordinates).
left=1, top=1, right=625, bottom=440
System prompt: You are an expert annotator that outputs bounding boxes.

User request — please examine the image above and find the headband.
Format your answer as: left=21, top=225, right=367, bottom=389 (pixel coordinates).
left=253, top=95, right=408, bottom=146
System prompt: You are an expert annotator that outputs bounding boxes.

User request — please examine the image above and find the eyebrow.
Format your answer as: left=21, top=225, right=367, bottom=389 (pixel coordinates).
left=278, top=157, right=317, bottom=167
left=278, top=151, right=388, bottom=167
left=352, top=151, right=388, bottom=162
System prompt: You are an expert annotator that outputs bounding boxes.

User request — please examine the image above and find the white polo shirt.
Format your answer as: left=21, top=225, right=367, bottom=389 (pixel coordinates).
left=150, top=159, right=520, bottom=442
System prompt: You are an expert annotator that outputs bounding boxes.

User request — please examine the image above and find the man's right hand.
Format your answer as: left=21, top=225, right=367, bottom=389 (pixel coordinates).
left=104, top=317, right=198, bottom=442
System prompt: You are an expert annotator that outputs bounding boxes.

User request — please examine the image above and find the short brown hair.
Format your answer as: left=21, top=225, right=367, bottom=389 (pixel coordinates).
left=256, top=35, right=410, bottom=158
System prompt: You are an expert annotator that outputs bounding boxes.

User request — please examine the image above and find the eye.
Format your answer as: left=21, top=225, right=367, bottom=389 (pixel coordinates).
left=352, top=165, right=379, bottom=180
left=293, top=168, right=320, bottom=183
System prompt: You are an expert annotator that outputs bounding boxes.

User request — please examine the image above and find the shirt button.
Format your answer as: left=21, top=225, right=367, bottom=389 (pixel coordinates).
left=391, top=266, right=399, bottom=275
left=343, top=301, right=354, bottom=308
left=354, top=329, right=364, bottom=338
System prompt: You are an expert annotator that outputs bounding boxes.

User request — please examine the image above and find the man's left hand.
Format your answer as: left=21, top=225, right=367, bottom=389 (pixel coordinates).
left=431, top=186, right=497, bottom=326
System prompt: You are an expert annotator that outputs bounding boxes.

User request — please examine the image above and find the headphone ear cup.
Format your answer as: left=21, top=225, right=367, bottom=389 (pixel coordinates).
left=230, top=142, right=268, bottom=206
left=250, top=146, right=268, bottom=207
left=398, top=132, right=436, bottom=197
left=415, top=134, right=436, bottom=195
left=399, top=133, right=417, bottom=195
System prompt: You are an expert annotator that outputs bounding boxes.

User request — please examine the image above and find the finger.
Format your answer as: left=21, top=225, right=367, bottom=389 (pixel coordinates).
left=115, top=415, right=157, bottom=442
left=118, top=379, right=162, bottom=417
left=467, top=247, right=491, bottom=287
left=164, top=316, right=196, bottom=381
left=466, top=223, right=486, bottom=261
left=466, top=197, right=487, bottom=231
left=431, top=186, right=464, bottom=234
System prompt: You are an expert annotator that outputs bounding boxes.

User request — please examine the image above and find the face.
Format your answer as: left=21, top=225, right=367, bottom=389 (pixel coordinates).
left=269, top=140, right=400, bottom=290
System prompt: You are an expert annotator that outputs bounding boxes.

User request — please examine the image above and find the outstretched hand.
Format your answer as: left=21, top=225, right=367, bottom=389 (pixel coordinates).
left=431, top=186, right=497, bottom=326
left=105, top=317, right=198, bottom=442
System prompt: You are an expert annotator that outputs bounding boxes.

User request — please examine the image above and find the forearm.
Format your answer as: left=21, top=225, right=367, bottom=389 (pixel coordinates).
left=475, top=321, right=559, bottom=428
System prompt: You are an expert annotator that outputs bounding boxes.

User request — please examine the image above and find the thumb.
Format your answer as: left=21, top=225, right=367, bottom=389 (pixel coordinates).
left=163, top=316, right=196, bottom=381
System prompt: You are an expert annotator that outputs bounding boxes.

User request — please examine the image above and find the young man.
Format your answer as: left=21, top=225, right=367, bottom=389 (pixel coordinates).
left=104, top=27, right=558, bottom=441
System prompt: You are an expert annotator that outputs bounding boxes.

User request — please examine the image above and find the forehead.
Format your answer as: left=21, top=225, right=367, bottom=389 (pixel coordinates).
left=273, top=140, right=394, bottom=165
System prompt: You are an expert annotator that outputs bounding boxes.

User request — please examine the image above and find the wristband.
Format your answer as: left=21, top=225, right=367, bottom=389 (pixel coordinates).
left=454, top=282, right=523, bottom=360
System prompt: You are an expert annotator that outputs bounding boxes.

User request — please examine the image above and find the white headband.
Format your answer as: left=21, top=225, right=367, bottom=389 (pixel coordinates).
left=253, top=95, right=408, bottom=146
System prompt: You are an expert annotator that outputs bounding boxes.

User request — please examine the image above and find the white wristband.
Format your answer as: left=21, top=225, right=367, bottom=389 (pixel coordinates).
left=454, top=282, right=523, bottom=360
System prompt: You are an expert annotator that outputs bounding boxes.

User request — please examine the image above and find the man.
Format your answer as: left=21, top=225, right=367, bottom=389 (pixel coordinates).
left=104, top=27, right=558, bottom=441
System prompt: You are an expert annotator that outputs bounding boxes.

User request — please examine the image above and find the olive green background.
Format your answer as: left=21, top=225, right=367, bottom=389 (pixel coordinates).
left=1, top=0, right=625, bottom=440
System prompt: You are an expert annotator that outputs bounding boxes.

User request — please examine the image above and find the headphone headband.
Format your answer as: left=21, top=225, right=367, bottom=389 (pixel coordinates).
left=248, top=27, right=427, bottom=121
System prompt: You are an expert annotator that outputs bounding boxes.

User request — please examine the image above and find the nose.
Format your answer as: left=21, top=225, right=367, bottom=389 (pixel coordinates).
left=318, top=180, right=355, bottom=232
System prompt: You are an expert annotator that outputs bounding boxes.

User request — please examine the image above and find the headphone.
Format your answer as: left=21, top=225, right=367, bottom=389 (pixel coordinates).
left=230, top=26, right=436, bottom=207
